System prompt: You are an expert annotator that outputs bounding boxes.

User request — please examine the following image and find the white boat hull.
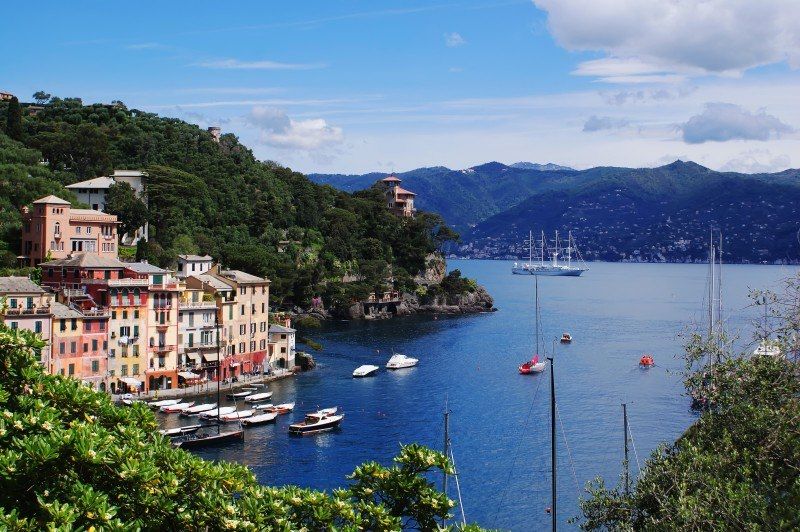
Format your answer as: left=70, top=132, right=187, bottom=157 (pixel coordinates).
left=353, top=365, right=380, bottom=377
left=512, top=266, right=585, bottom=276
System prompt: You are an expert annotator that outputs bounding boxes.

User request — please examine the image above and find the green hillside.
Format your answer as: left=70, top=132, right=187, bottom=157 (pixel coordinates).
left=0, top=96, right=457, bottom=307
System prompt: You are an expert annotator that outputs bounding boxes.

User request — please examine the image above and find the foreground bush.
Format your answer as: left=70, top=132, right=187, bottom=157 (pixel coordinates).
left=0, top=325, right=479, bottom=530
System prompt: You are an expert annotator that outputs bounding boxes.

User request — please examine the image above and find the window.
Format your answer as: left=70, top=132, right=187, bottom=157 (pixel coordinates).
left=71, top=318, right=77, bottom=331
left=188, top=312, right=194, bottom=327
left=239, top=287, right=245, bottom=296
left=228, top=306, right=233, bottom=320
left=239, top=342, right=245, bottom=354
left=188, top=333, right=194, bottom=347
left=112, top=311, right=117, bottom=320
left=35, top=321, right=42, bottom=333
left=262, top=302, right=265, bottom=313
left=60, top=319, right=66, bottom=332
left=121, top=365, right=128, bottom=376
left=280, top=347, right=287, bottom=354
left=86, top=226, right=91, bottom=234
left=250, top=340, right=255, bottom=352
left=92, top=339, right=98, bottom=351
left=252, top=304, right=256, bottom=314
left=83, top=343, right=88, bottom=353
left=59, top=342, right=65, bottom=355
left=68, top=364, right=75, bottom=376
left=133, top=345, right=139, bottom=356
left=132, top=363, right=139, bottom=375
left=239, top=324, right=245, bottom=335
left=122, top=310, right=128, bottom=320
left=91, top=360, right=99, bottom=373
left=76, top=226, right=81, bottom=235
left=10, top=322, right=17, bottom=330
left=103, top=340, right=107, bottom=350
left=54, top=222, right=60, bottom=234
left=250, top=323, right=255, bottom=335
left=134, top=310, right=139, bottom=319
left=99, top=321, right=105, bottom=331
left=120, top=326, right=131, bottom=337
left=241, top=304, right=245, bottom=315
left=259, top=339, right=266, bottom=350
left=70, top=341, right=76, bottom=354
left=9, top=298, right=16, bottom=308
left=133, top=325, right=139, bottom=337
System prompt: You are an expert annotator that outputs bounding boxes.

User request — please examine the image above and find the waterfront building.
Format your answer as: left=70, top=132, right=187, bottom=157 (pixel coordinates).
left=50, top=301, right=109, bottom=391
left=185, top=272, right=234, bottom=380
left=176, top=254, right=214, bottom=279
left=0, top=276, right=53, bottom=366
left=380, top=175, right=416, bottom=217
left=19, top=195, right=119, bottom=266
left=268, top=321, right=296, bottom=370
left=178, top=286, right=219, bottom=382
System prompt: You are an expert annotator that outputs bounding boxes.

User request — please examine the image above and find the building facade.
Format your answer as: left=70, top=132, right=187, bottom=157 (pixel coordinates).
left=0, top=277, right=53, bottom=365
left=380, top=175, right=416, bottom=217
left=178, top=287, right=219, bottom=382
left=50, top=301, right=109, bottom=391
left=268, top=321, right=296, bottom=370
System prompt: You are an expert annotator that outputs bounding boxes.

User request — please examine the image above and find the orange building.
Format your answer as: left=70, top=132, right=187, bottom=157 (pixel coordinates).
left=50, top=301, right=109, bottom=391
left=380, top=175, right=416, bottom=217
left=20, top=195, right=119, bottom=266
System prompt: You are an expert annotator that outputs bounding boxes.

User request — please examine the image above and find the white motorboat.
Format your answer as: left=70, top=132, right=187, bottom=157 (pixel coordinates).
left=158, top=424, right=202, bottom=436
left=220, top=409, right=255, bottom=422
left=148, top=399, right=181, bottom=409
left=753, top=339, right=782, bottom=357
left=160, top=401, right=195, bottom=413
left=180, top=403, right=217, bottom=416
left=241, top=412, right=278, bottom=426
left=353, top=364, right=380, bottom=378
left=254, top=402, right=295, bottom=414
left=289, top=409, right=344, bottom=434
left=226, top=390, right=253, bottom=399
left=386, top=354, right=418, bottom=369
left=200, top=406, right=236, bottom=419
left=253, top=402, right=274, bottom=410
left=244, top=392, right=273, bottom=403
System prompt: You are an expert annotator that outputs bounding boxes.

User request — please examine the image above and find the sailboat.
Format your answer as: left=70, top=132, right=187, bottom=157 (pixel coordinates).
left=519, top=276, right=547, bottom=374
left=441, top=401, right=466, bottom=528
left=512, top=230, right=588, bottom=277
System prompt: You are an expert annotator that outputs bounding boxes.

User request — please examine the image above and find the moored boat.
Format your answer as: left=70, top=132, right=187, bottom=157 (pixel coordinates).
left=254, top=402, right=295, bottom=414
left=226, top=390, right=253, bottom=399
left=172, top=429, right=244, bottom=448
left=200, top=406, right=236, bottom=419
left=159, top=424, right=202, bottom=436
left=386, top=354, right=418, bottom=369
left=244, top=392, right=273, bottom=402
left=148, top=399, right=181, bottom=409
left=639, top=354, right=654, bottom=367
left=181, top=403, right=217, bottom=416
left=289, top=409, right=343, bottom=435
left=220, top=409, right=255, bottom=422
left=160, top=401, right=195, bottom=413
left=519, top=355, right=546, bottom=374
left=241, top=412, right=278, bottom=426
left=353, top=364, right=380, bottom=377
left=560, top=333, right=572, bottom=344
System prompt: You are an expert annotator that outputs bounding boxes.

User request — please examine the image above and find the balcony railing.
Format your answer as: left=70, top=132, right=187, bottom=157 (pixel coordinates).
left=179, top=300, right=217, bottom=309
left=149, top=344, right=176, bottom=353
left=83, top=278, right=149, bottom=287
left=2, top=306, right=51, bottom=316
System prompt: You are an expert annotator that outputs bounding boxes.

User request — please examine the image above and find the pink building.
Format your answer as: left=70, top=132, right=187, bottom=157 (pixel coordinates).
left=50, top=301, right=110, bottom=391
left=0, top=276, right=53, bottom=366
left=380, top=175, right=416, bottom=217
left=20, top=195, right=119, bottom=267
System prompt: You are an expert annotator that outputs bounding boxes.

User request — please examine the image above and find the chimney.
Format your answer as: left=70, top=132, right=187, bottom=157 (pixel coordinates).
left=207, top=126, right=221, bottom=143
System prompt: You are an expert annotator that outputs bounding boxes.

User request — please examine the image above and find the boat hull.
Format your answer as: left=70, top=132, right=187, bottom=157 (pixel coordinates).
left=173, top=429, right=244, bottom=448
left=289, top=416, right=343, bottom=435
left=512, top=267, right=585, bottom=276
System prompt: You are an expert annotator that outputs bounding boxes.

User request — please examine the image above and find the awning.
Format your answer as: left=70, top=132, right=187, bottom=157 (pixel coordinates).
left=119, top=377, right=142, bottom=387
left=178, top=371, right=201, bottom=380
left=186, top=352, right=201, bottom=362
left=202, top=352, right=219, bottom=362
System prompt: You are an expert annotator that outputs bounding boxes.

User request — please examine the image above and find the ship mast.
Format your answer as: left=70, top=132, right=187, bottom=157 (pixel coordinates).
left=567, top=231, right=572, bottom=269
left=554, top=230, right=559, bottom=267
left=541, top=231, right=545, bottom=266
left=529, top=230, right=533, bottom=265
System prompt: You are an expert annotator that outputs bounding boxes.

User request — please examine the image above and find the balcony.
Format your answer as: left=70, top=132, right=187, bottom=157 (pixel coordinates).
left=179, top=300, right=217, bottom=310
left=83, top=278, right=149, bottom=287
left=153, top=303, right=172, bottom=310
left=2, top=306, right=51, bottom=316
left=149, top=344, right=176, bottom=353
left=54, top=230, right=61, bottom=239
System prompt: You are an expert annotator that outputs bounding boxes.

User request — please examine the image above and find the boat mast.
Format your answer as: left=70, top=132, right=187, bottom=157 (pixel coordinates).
left=717, top=232, right=722, bottom=344
left=535, top=275, right=540, bottom=355
left=554, top=230, right=559, bottom=267
left=541, top=231, right=545, bottom=266
left=708, top=229, right=715, bottom=338
left=216, top=308, right=222, bottom=434
left=442, top=399, right=450, bottom=528
left=567, top=231, right=572, bottom=269
left=622, top=403, right=630, bottom=496
left=529, top=230, right=533, bottom=265
left=548, top=355, right=557, bottom=532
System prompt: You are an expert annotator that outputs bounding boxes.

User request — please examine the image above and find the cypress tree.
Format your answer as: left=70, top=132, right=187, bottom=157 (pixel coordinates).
left=5, top=96, right=22, bottom=140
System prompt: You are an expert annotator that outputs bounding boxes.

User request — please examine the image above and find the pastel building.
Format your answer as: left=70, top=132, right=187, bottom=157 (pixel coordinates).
left=0, top=277, right=53, bottom=365
left=178, top=286, right=219, bottom=382
left=176, top=254, right=214, bottom=279
left=20, top=195, right=119, bottom=266
left=50, top=301, right=109, bottom=391
left=380, top=175, right=416, bottom=217
left=185, top=272, right=235, bottom=380
left=268, top=321, right=296, bottom=370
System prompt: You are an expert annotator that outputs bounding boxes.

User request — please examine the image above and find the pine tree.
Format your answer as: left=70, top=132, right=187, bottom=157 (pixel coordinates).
left=5, top=96, right=23, bottom=140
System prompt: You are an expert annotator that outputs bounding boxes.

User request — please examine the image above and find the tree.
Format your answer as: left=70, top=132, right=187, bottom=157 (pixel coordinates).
left=104, top=182, right=147, bottom=239
left=32, top=91, right=51, bottom=105
left=0, top=324, right=480, bottom=530
left=5, top=96, right=22, bottom=141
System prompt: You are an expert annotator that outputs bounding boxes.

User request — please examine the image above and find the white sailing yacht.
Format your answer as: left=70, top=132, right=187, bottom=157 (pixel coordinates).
left=512, top=230, right=588, bottom=276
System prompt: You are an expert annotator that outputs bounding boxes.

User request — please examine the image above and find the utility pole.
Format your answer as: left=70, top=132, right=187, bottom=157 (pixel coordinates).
left=548, top=356, right=557, bottom=532
left=622, top=403, right=630, bottom=496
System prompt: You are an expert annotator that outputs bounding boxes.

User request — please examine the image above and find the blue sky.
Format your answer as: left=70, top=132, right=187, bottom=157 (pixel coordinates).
left=3, top=1, right=800, bottom=173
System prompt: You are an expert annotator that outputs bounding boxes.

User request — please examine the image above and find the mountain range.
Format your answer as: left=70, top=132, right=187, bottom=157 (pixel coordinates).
left=309, top=161, right=800, bottom=264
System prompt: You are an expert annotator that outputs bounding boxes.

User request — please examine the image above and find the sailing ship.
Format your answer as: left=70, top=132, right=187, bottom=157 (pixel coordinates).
left=519, top=276, right=547, bottom=374
left=512, top=230, right=588, bottom=277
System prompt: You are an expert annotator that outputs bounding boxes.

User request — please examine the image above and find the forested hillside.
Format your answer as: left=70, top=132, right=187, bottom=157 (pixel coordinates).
left=0, top=96, right=457, bottom=307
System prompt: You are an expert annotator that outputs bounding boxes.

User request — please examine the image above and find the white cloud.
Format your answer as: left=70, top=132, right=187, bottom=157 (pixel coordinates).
left=603, top=86, right=696, bottom=105
left=680, top=103, right=793, bottom=144
left=533, top=0, right=800, bottom=82
left=583, top=115, right=629, bottom=132
left=247, top=106, right=343, bottom=151
left=719, top=149, right=792, bottom=173
left=444, top=32, right=466, bottom=47
left=193, top=58, right=325, bottom=70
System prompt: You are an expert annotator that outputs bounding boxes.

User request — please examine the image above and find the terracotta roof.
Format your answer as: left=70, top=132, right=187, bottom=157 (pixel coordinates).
left=0, top=276, right=45, bottom=294
left=40, top=253, right=127, bottom=269
left=32, top=195, right=70, bottom=205
left=66, top=176, right=115, bottom=190
left=394, top=186, right=416, bottom=196
left=381, top=175, right=401, bottom=182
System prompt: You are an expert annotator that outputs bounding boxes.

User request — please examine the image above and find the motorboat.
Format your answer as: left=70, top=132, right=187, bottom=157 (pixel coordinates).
left=158, top=424, right=202, bottom=437
left=148, top=399, right=181, bottom=409
left=200, top=406, right=236, bottom=419
left=254, top=402, right=295, bottom=414
left=180, top=403, right=216, bottom=416
left=241, top=412, right=278, bottom=427
left=226, top=390, right=253, bottom=399
left=160, top=401, right=195, bottom=413
left=220, top=410, right=255, bottom=422
left=639, top=354, right=655, bottom=367
left=753, top=340, right=782, bottom=357
left=560, top=333, right=572, bottom=344
left=519, top=355, right=546, bottom=374
left=289, top=409, right=344, bottom=435
left=172, top=429, right=244, bottom=448
left=386, top=354, right=418, bottom=369
left=353, top=364, right=380, bottom=377
left=244, top=392, right=273, bottom=403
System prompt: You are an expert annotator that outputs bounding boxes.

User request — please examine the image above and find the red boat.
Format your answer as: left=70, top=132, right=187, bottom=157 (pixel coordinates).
left=639, top=354, right=655, bottom=367
left=519, top=355, right=546, bottom=374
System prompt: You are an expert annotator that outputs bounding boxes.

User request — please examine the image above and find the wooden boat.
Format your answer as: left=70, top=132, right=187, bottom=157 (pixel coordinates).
left=241, top=412, right=278, bottom=426
left=253, top=402, right=295, bottom=414
left=639, top=354, right=655, bottom=367
left=226, top=390, right=253, bottom=399
left=200, top=406, right=236, bottom=419
left=220, top=409, right=255, bottom=422
left=180, top=403, right=216, bottom=417
left=289, top=409, right=343, bottom=435
left=173, top=429, right=244, bottom=448
left=160, top=401, right=195, bottom=413
left=560, top=333, right=572, bottom=344
left=148, top=399, right=181, bottom=409
left=158, top=424, right=202, bottom=437
left=244, top=392, right=273, bottom=403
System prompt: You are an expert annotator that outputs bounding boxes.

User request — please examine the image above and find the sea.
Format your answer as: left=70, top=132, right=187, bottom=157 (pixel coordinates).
left=160, top=260, right=799, bottom=530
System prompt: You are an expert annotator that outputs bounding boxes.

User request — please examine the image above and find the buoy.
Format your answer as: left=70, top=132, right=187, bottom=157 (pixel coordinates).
left=545, top=507, right=552, bottom=514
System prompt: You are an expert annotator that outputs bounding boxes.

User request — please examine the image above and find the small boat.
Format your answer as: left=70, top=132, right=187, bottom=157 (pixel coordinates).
left=244, top=392, right=273, bottom=403
left=753, top=340, right=782, bottom=357
left=220, top=409, right=255, bottom=422
left=158, top=424, right=202, bottom=437
left=200, top=406, right=236, bottom=419
left=386, top=354, right=418, bottom=369
left=173, top=429, right=244, bottom=448
left=181, top=403, right=216, bottom=416
left=160, top=401, right=195, bottom=413
left=519, top=355, right=546, bottom=374
left=639, top=354, right=655, bottom=367
left=226, top=390, right=253, bottom=399
left=560, top=333, right=572, bottom=344
left=353, top=364, right=380, bottom=378
left=272, top=402, right=295, bottom=414
left=241, top=412, right=278, bottom=426
left=148, top=399, right=181, bottom=409
left=121, top=398, right=141, bottom=406
left=253, top=402, right=274, bottom=410
left=289, top=409, right=344, bottom=435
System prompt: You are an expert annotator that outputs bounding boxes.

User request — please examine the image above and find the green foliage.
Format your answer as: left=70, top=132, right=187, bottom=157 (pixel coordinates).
left=104, top=182, right=147, bottom=238
left=32, top=92, right=51, bottom=105
left=5, top=97, right=22, bottom=141
left=0, top=323, right=481, bottom=530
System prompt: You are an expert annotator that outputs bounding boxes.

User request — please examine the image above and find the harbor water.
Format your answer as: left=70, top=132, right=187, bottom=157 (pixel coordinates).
left=159, top=260, right=798, bottom=530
